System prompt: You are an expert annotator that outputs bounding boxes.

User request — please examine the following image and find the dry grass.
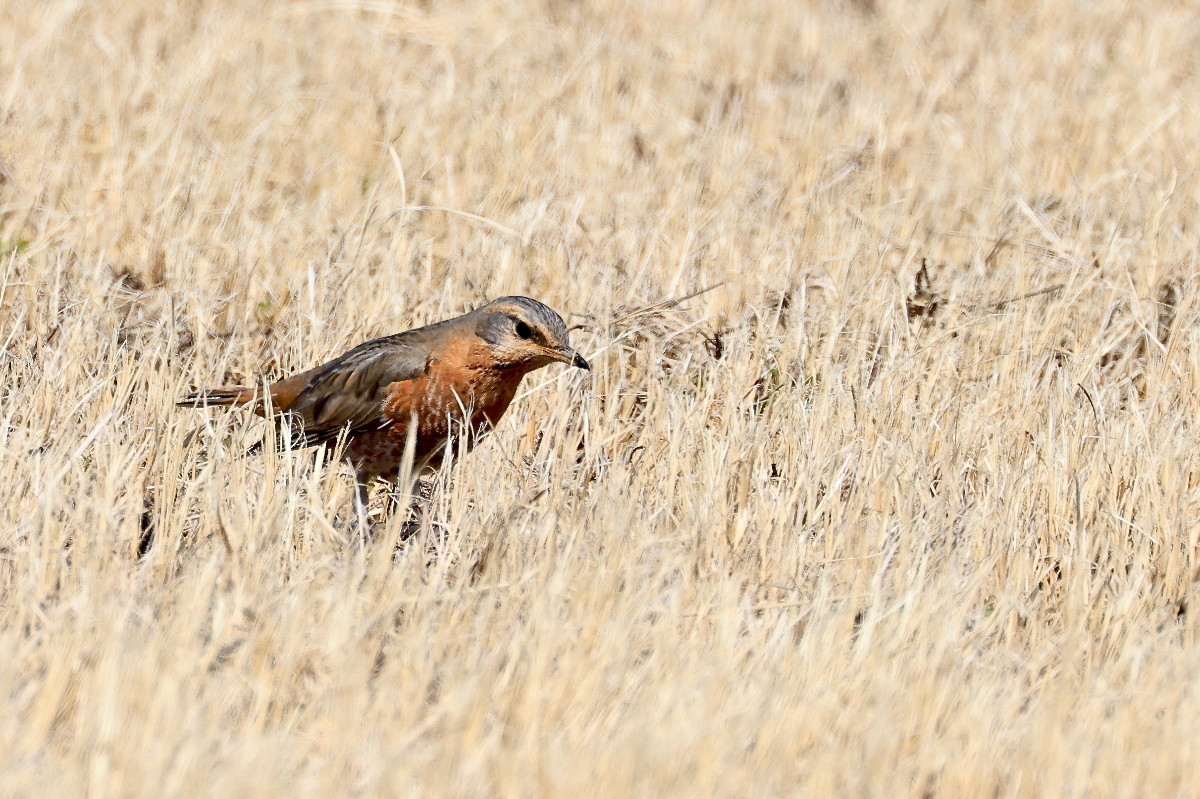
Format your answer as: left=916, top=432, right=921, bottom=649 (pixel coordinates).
left=3, top=0, right=1200, bottom=795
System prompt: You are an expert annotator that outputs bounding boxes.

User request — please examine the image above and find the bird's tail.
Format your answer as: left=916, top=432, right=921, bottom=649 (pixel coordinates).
left=177, top=385, right=289, bottom=456
left=176, top=386, right=259, bottom=409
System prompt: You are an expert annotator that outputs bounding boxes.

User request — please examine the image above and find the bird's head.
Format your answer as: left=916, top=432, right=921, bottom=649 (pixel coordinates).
left=474, top=296, right=590, bottom=372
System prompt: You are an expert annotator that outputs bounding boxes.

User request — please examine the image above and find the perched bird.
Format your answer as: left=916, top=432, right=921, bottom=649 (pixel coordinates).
left=178, top=296, right=590, bottom=511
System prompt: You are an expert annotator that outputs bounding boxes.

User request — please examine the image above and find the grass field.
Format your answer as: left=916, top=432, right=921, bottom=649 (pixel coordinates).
left=4, top=0, right=1200, bottom=795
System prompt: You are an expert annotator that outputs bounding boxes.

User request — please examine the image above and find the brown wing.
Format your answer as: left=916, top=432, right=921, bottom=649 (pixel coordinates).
left=269, top=334, right=431, bottom=449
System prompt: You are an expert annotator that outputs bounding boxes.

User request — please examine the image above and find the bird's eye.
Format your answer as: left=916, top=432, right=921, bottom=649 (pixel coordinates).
left=514, top=320, right=534, bottom=340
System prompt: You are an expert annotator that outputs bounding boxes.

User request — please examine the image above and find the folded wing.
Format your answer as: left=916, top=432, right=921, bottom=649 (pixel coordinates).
left=271, top=334, right=431, bottom=449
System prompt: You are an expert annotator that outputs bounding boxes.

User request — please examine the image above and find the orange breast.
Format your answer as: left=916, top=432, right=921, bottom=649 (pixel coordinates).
left=348, top=350, right=527, bottom=481
left=382, top=338, right=528, bottom=438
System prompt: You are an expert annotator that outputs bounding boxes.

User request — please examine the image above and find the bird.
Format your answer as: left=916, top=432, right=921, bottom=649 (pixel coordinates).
left=178, top=296, right=590, bottom=516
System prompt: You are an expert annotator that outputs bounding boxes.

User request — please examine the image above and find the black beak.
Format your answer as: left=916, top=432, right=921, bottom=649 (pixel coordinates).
left=571, top=352, right=591, bottom=370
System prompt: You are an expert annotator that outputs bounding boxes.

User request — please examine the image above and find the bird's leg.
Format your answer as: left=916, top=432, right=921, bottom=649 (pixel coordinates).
left=381, top=475, right=428, bottom=544
left=351, top=478, right=373, bottom=542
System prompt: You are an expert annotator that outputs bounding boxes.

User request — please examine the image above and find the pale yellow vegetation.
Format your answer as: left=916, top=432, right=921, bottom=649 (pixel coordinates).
left=3, top=0, right=1200, bottom=795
